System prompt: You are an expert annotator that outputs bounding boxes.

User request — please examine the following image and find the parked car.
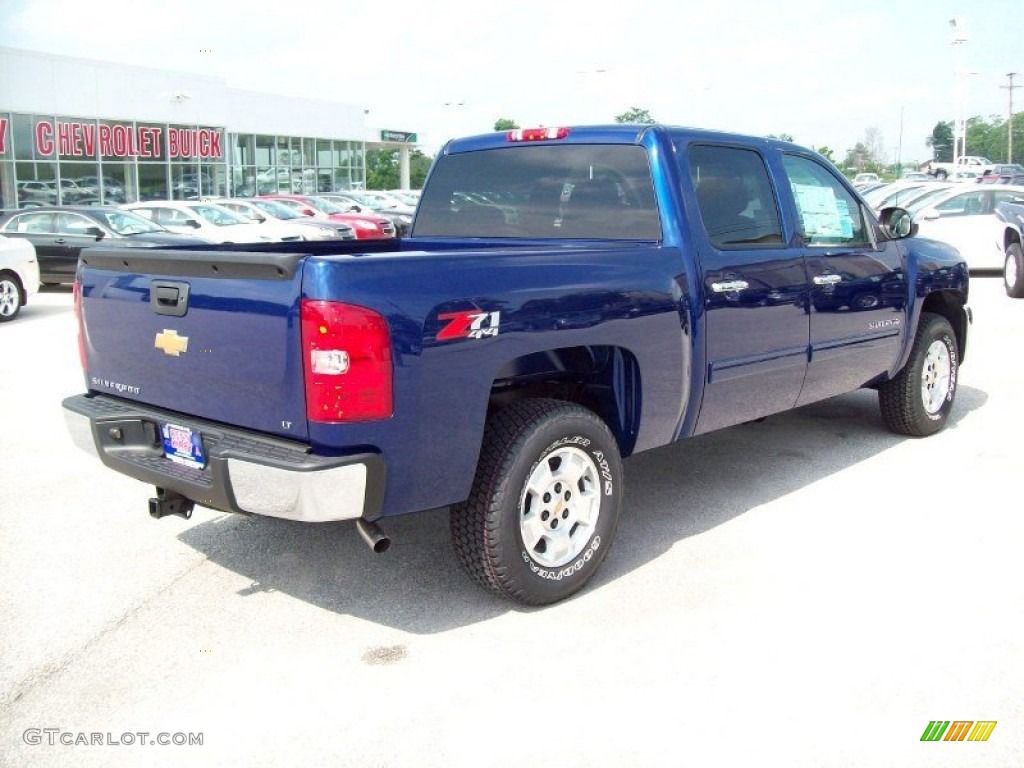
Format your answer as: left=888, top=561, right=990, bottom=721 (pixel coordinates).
left=863, top=182, right=930, bottom=210
left=318, top=191, right=414, bottom=236
left=260, top=195, right=396, bottom=239
left=77, top=176, right=127, bottom=202
left=387, top=189, right=421, bottom=206
left=901, top=171, right=932, bottom=181
left=979, top=164, right=1024, bottom=185
left=218, top=199, right=356, bottom=240
left=0, top=206, right=212, bottom=284
left=909, top=185, right=1024, bottom=270
left=16, top=181, right=57, bottom=207
left=853, top=172, right=881, bottom=185
left=122, top=201, right=280, bottom=244
left=0, top=233, right=40, bottom=321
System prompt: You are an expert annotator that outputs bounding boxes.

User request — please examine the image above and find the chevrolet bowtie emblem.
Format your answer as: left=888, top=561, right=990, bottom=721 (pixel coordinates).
left=155, top=329, right=189, bottom=356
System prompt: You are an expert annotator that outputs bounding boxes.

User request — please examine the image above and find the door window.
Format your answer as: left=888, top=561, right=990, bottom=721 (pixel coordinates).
left=934, top=191, right=985, bottom=217
left=688, top=145, right=783, bottom=249
left=783, top=154, right=869, bottom=247
left=4, top=212, right=55, bottom=233
left=55, top=213, right=97, bottom=235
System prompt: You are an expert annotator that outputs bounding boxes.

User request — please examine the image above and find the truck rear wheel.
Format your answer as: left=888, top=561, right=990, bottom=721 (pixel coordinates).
left=450, top=399, right=622, bottom=605
left=1005, top=242, right=1024, bottom=298
left=878, top=312, right=959, bottom=437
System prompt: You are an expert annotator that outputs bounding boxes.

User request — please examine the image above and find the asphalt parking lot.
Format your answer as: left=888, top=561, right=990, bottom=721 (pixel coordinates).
left=1, top=278, right=1022, bottom=768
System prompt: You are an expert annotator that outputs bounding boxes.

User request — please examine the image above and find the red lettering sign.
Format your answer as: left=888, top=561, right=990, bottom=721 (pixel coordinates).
left=0, top=117, right=7, bottom=153
left=35, top=121, right=55, bottom=156
left=81, top=124, right=96, bottom=156
left=208, top=130, right=222, bottom=158
left=99, top=124, right=112, bottom=156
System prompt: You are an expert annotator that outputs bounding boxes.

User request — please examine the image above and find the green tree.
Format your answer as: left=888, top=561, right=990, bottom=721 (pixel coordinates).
left=926, top=121, right=953, bottom=163
left=615, top=107, right=656, bottom=124
left=767, top=133, right=794, bottom=142
left=815, top=146, right=836, bottom=163
left=365, top=148, right=434, bottom=190
left=493, top=118, right=519, bottom=131
left=409, top=150, right=432, bottom=189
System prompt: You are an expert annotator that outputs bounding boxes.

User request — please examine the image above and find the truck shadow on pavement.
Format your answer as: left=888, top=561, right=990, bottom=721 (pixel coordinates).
left=176, top=385, right=987, bottom=633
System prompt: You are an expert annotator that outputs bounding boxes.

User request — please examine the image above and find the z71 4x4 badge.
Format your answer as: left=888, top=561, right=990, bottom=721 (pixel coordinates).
left=437, top=310, right=501, bottom=341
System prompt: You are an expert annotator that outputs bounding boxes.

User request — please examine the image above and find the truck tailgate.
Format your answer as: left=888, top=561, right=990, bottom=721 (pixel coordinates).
left=78, top=248, right=309, bottom=441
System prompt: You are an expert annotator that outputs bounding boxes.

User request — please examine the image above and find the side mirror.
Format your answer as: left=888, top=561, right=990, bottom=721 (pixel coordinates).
left=302, top=208, right=316, bottom=217
left=185, top=219, right=202, bottom=229
left=878, top=206, right=917, bottom=240
left=84, top=226, right=105, bottom=240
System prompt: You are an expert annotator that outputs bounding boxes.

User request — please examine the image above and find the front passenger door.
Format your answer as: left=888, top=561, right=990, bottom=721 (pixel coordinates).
left=781, top=154, right=905, bottom=406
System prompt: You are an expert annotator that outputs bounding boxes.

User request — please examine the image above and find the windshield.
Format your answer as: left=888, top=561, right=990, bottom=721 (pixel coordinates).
left=305, top=197, right=345, bottom=215
left=188, top=204, right=248, bottom=226
left=93, top=209, right=166, bottom=235
left=250, top=199, right=302, bottom=220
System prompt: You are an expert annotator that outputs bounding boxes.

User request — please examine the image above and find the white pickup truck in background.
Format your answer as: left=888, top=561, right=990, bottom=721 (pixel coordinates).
left=926, top=155, right=995, bottom=180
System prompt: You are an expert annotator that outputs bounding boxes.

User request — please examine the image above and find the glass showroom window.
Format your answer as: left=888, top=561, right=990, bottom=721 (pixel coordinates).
left=14, top=162, right=57, bottom=208
left=57, top=163, right=102, bottom=205
left=138, top=164, right=168, bottom=202
left=94, top=162, right=135, bottom=204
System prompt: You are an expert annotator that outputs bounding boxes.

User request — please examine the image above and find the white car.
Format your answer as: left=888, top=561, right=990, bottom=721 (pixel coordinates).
left=121, top=201, right=282, bottom=244
left=217, top=199, right=355, bottom=240
left=909, top=185, right=1024, bottom=270
left=0, top=234, right=41, bottom=322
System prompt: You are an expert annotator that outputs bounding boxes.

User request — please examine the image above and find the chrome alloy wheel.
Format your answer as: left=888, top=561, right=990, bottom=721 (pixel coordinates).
left=921, top=339, right=952, bottom=415
left=0, top=279, right=19, bottom=317
left=519, top=446, right=601, bottom=568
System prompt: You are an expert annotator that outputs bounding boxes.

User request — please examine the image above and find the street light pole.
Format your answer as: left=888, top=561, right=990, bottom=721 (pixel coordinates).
left=949, top=18, right=968, bottom=168
left=1002, top=73, right=1020, bottom=163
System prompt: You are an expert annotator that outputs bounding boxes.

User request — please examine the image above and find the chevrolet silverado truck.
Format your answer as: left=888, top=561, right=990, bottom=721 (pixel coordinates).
left=995, top=199, right=1024, bottom=297
left=63, top=125, right=972, bottom=605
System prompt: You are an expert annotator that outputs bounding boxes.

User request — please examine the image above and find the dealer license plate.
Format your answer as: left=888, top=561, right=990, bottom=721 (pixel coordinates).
left=161, top=423, right=207, bottom=469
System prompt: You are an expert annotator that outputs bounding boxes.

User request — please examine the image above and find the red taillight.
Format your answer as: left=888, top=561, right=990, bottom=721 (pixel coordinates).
left=507, top=127, right=570, bottom=142
left=300, top=300, right=393, bottom=422
left=73, top=279, right=87, bottom=372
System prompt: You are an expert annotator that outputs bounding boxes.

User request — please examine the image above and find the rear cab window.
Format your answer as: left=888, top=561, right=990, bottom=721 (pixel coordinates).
left=413, top=145, right=661, bottom=240
left=686, top=144, right=784, bottom=248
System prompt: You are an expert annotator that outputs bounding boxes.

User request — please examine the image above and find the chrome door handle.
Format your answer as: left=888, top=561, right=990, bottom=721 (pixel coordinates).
left=813, top=274, right=842, bottom=285
left=711, top=280, right=749, bottom=293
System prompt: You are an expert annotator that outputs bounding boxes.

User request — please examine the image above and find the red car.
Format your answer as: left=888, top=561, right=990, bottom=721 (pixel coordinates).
left=260, top=195, right=396, bottom=239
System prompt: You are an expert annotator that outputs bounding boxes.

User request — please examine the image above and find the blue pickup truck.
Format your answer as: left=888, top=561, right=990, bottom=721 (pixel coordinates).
left=63, top=125, right=971, bottom=605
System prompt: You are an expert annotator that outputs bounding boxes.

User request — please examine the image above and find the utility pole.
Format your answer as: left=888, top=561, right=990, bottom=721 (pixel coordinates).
left=1002, top=72, right=1021, bottom=162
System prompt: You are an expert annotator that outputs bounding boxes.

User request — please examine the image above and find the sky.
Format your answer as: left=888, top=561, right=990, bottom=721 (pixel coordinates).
left=1, top=0, right=1021, bottom=163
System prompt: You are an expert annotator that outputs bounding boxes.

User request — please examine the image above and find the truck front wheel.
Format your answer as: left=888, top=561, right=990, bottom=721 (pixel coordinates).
left=878, top=312, right=959, bottom=437
left=450, top=399, right=623, bottom=605
left=1005, top=242, right=1024, bottom=298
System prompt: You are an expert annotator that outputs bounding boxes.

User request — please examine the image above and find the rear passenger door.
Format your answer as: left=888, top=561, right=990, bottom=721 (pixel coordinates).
left=780, top=153, right=905, bottom=406
left=685, top=143, right=809, bottom=435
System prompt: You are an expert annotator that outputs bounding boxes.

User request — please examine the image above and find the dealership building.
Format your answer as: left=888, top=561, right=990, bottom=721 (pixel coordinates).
left=0, top=46, right=419, bottom=210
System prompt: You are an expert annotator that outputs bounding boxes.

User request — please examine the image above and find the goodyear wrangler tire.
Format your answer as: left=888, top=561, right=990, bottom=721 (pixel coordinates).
left=450, top=399, right=623, bottom=605
left=878, top=312, right=959, bottom=437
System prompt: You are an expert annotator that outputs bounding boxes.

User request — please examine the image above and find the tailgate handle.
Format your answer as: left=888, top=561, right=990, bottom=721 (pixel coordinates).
left=151, top=281, right=190, bottom=317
